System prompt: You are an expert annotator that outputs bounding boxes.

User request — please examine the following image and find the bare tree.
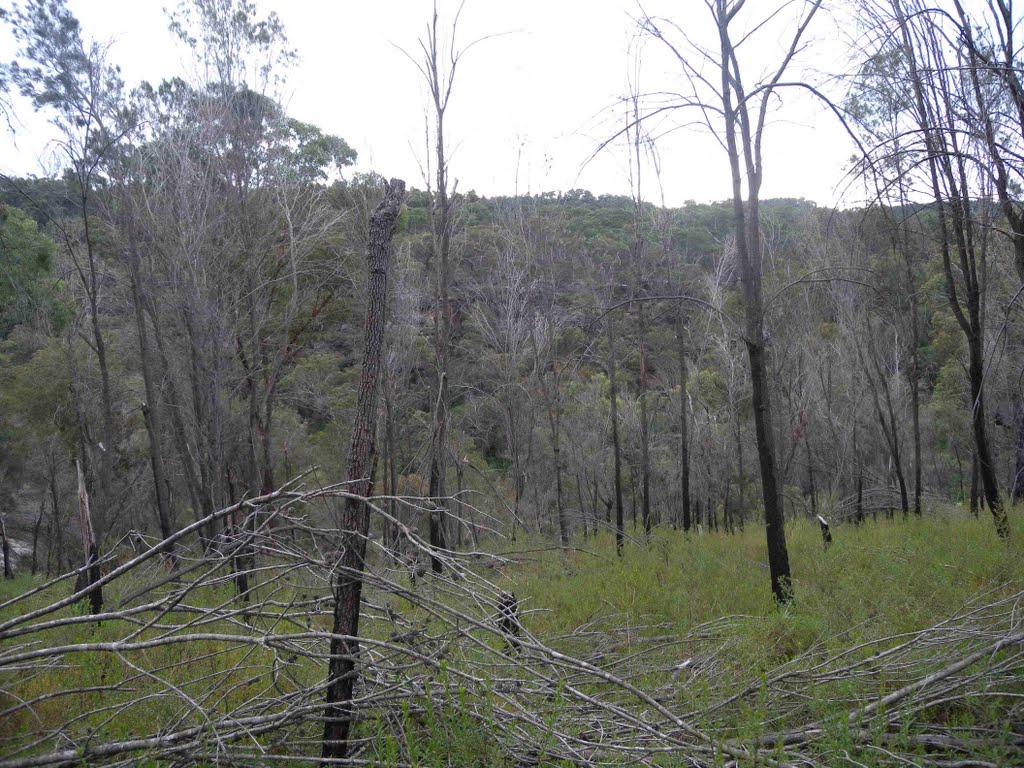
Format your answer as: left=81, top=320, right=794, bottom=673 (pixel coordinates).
left=321, top=178, right=405, bottom=762
left=407, top=2, right=468, bottom=570
left=639, top=0, right=824, bottom=599
left=855, top=0, right=1010, bottom=537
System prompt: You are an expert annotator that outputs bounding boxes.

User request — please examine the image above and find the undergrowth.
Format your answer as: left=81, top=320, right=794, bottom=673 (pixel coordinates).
left=1, top=504, right=1021, bottom=766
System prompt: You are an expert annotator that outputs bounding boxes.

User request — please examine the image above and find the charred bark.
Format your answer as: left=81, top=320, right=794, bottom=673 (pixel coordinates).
left=321, top=178, right=404, bottom=763
left=607, top=315, right=625, bottom=557
left=678, top=311, right=692, bottom=532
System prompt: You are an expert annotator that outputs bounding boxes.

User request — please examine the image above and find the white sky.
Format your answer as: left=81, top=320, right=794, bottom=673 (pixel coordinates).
left=0, top=0, right=862, bottom=207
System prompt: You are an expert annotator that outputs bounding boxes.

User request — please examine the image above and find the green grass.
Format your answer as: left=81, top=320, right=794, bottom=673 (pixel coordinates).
left=516, top=507, right=1023, bottom=642
left=1, top=504, right=1021, bottom=766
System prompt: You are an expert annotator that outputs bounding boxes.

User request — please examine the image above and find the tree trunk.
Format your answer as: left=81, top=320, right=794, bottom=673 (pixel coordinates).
left=638, top=303, right=652, bottom=540
left=715, top=0, right=797, bottom=603
left=1, top=516, right=13, bottom=580
left=805, top=436, right=817, bottom=519
left=383, top=372, right=400, bottom=549
left=858, top=325, right=910, bottom=516
left=970, top=450, right=980, bottom=517
left=892, top=0, right=1008, bottom=538
left=906, top=256, right=923, bottom=516
left=128, top=249, right=176, bottom=556
left=608, top=315, right=625, bottom=556
left=576, top=474, right=588, bottom=539
left=31, top=494, right=44, bottom=576
left=321, top=178, right=404, bottom=763
left=678, top=307, right=692, bottom=533
left=1013, top=402, right=1024, bottom=503
left=75, top=460, right=102, bottom=615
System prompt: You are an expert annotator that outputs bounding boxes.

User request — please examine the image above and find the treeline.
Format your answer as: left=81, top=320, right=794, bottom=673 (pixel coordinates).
left=0, top=0, right=1022, bottom=580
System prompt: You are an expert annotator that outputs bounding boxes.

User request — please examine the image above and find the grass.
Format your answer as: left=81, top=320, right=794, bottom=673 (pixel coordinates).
left=1, top=503, right=1022, bottom=766
left=516, top=506, right=1022, bottom=641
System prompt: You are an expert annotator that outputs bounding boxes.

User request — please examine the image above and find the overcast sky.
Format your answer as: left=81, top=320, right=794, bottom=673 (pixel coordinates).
left=0, top=0, right=863, bottom=207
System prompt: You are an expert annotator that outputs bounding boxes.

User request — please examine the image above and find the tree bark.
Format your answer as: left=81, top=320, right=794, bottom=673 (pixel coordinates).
left=711, top=0, right=808, bottom=603
left=892, top=0, right=1008, bottom=538
left=677, top=311, right=692, bottom=532
left=75, top=460, right=102, bottom=615
left=1, top=516, right=13, bottom=580
left=608, top=315, right=625, bottom=556
left=321, top=178, right=404, bottom=763
left=127, top=241, right=176, bottom=557
left=1013, top=402, right=1024, bottom=503
left=638, top=302, right=652, bottom=540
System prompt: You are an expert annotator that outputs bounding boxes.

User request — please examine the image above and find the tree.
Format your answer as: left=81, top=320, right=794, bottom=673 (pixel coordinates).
left=405, top=1, right=489, bottom=568
left=321, top=178, right=405, bottom=762
left=639, top=0, right=823, bottom=601
left=854, top=0, right=1010, bottom=538
left=0, top=203, right=60, bottom=337
left=3, top=0, right=131, bottom=546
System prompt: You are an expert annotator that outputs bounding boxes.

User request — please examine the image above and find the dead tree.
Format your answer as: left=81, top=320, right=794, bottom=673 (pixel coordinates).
left=0, top=515, right=13, bottom=580
left=607, top=312, right=626, bottom=557
left=497, top=590, right=522, bottom=652
left=74, top=460, right=102, bottom=615
left=321, top=178, right=405, bottom=763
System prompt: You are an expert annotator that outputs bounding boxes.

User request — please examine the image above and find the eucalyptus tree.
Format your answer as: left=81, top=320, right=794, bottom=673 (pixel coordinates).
left=638, top=0, right=824, bottom=601
left=949, top=0, right=1024, bottom=503
left=2, top=0, right=132, bottom=546
left=854, top=0, right=1010, bottom=537
left=407, top=2, right=465, bottom=568
left=150, top=0, right=353, bottom=511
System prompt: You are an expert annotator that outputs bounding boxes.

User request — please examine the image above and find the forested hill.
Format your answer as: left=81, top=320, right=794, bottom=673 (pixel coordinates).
left=2, top=175, right=1019, bottom=565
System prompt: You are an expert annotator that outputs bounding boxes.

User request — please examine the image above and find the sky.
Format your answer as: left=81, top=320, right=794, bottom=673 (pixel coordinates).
left=0, top=0, right=863, bottom=208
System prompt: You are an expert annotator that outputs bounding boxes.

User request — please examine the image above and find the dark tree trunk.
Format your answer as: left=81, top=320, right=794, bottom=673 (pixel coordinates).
left=425, top=6, right=456, bottom=572
left=49, top=454, right=64, bottom=575
left=535, top=324, right=569, bottom=548
left=893, top=0, right=1008, bottom=538
left=714, top=0, right=797, bottom=602
left=677, top=311, right=692, bottom=533
left=1013, top=402, right=1024, bottom=503
left=30, top=492, right=45, bottom=576
left=1, top=517, right=13, bottom=579
left=149, top=304, right=209, bottom=545
left=630, top=471, right=637, bottom=531
left=970, top=451, right=980, bottom=517
left=576, top=474, right=588, bottom=539
left=638, top=303, right=652, bottom=540
left=608, top=315, right=625, bottom=556
left=858, top=325, right=910, bottom=517
left=906, top=257, right=923, bottom=516
left=321, top=178, right=404, bottom=763
left=75, top=460, right=102, bottom=615
left=383, top=372, right=400, bottom=549
left=127, top=246, right=175, bottom=557
left=805, top=437, right=817, bottom=519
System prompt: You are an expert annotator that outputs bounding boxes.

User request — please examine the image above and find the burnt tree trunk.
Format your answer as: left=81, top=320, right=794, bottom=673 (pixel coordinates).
left=608, top=315, right=625, bottom=556
left=31, top=495, right=44, bottom=576
left=905, top=254, right=923, bottom=516
left=1, top=516, right=13, bottom=580
left=1013, top=402, right=1024, bottom=503
left=75, top=460, right=102, bottom=615
left=638, top=302, right=652, bottom=540
left=321, top=178, right=404, bottom=763
left=893, top=0, right=1008, bottom=538
left=678, top=312, right=692, bottom=532
left=127, top=239, right=176, bottom=559
left=711, top=0, right=806, bottom=603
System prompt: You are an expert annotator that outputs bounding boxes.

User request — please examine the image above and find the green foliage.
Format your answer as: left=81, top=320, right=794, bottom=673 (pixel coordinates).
left=0, top=338, right=73, bottom=462
left=0, top=204, right=62, bottom=337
